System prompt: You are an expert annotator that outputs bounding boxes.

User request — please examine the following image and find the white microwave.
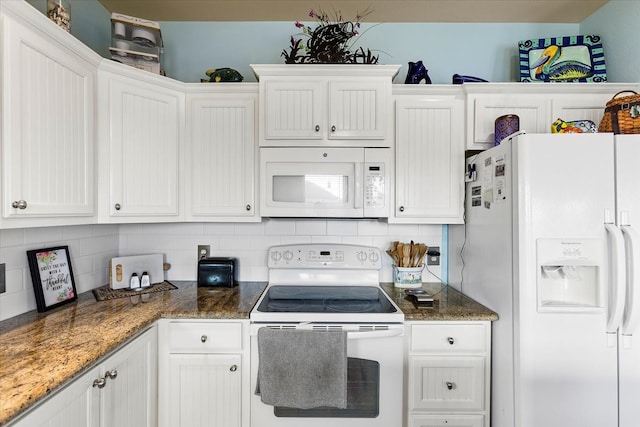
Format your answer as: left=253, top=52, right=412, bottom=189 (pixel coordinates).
left=260, top=147, right=390, bottom=218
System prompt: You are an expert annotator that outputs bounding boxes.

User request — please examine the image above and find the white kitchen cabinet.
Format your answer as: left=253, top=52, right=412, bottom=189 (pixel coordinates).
left=252, top=64, right=399, bottom=147
left=392, top=92, right=465, bottom=223
left=98, top=63, right=184, bottom=222
left=8, top=326, right=157, bottom=427
left=158, top=320, right=248, bottom=427
left=406, top=322, right=491, bottom=427
left=466, top=93, right=549, bottom=150
left=185, top=86, right=259, bottom=220
left=0, top=2, right=98, bottom=229
left=464, top=83, right=636, bottom=151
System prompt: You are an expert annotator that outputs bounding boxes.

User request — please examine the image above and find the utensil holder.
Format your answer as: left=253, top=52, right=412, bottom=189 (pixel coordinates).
left=393, top=265, right=425, bottom=288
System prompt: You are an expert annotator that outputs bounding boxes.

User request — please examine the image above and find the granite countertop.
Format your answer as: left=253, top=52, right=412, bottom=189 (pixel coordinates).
left=381, top=283, right=499, bottom=321
left=0, top=280, right=496, bottom=426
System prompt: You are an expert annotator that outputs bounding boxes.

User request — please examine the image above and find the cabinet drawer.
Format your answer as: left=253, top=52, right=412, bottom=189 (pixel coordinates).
left=409, top=356, right=485, bottom=411
left=411, top=324, right=487, bottom=353
left=168, top=322, right=242, bottom=353
left=409, top=414, right=484, bottom=427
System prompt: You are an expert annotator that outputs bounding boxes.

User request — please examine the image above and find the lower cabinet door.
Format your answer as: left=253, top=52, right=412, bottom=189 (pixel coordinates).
left=9, top=366, right=100, bottom=427
left=100, top=327, right=158, bottom=427
left=410, top=414, right=484, bottom=427
left=168, top=354, right=242, bottom=427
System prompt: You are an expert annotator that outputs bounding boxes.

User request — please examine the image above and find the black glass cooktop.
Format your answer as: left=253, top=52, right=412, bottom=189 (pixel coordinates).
left=256, top=285, right=397, bottom=314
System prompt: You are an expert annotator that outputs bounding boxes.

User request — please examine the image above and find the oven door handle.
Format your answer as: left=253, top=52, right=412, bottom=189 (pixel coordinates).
left=347, top=329, right=403, bottom=340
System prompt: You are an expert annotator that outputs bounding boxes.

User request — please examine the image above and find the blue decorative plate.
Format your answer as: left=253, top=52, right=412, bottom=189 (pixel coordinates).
left=519, top=34, right=606, bottom=83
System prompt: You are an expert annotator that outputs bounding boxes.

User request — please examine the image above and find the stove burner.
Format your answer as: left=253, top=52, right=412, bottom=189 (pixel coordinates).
left=266, top=299, right=306, bottom=312
left=325, top=298, right=379, bottom=313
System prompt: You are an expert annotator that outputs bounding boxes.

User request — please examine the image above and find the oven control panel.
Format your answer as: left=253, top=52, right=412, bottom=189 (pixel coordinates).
left=268, top=244, right=382, bottom=269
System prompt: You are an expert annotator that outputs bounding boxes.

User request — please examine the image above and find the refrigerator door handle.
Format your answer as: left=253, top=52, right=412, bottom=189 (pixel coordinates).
left=605, top=222, right=627, bottom=334
left=621, top=222, right=640, bottom=337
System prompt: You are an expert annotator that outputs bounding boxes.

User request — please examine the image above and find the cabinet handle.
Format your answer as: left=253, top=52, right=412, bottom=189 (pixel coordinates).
left=11, top=200, right=27, bottom=210
left=314, top=125, right=320, bottom=132
left=114, top=203, right=121, bottom=211
left=446, top=381, right=455, bottom=390
left=230, top=365, right=238, bottom=372
left=331, top=125, right=336, bottom=132
left=246, top=204, right=251, bottom=211
left=201, top=335, right=208, bottom=343
left=92, top=378, right=106, bottom=389
left=399, top=206, right=405, bottom=212
left=105, top=369, right=118, bottom=380
left=447, top=337, right=455, bottom=345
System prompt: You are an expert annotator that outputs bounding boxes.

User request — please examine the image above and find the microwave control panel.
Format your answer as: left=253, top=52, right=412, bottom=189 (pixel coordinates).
left=364, top=163, right=385, bottom=208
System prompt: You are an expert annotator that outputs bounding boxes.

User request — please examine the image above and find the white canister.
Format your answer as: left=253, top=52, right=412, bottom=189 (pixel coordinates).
left=393, top=265, right=424, bottom=288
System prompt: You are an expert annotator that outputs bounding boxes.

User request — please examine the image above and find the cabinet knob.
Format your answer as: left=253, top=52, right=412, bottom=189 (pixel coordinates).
left=315, top=125, right=320, bottom=132
left=446, top=381, right=455, bottom=390
left=114, top=203, right=121, bottom=211
left=447, top=337, right=455, bottom=345
left=246, top=204, right=251, bottom=211
left=11, top=200, right=27, bottom=209
left=230, top=364, right=238, bottom=372
left=105, top=369, right=118, bottom=380
left=331, top=125, right=336, bottom=132
left=399, top=206, right=405, bottom=212
left=92, top=378, right=106, bottom=389
left=201, top=335, right=208, bottom=343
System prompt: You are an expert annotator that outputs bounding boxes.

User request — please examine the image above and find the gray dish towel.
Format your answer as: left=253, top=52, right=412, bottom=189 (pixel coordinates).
left=256, top=328, right=348, bottom=409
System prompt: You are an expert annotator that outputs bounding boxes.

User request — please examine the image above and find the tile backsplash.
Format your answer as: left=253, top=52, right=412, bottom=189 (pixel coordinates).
left=0, top=220, right=444, bottom=320
left=119, top=219, right=444, bottom=283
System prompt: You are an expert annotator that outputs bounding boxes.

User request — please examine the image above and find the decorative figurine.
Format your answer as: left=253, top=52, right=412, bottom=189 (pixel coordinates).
left=551, top=118, right=597, bottom=133
left=452, top=74, right=488, bottom=84
left=405, top=61, right=431, bottom=84
left=202, top=68, right=244, bottom=83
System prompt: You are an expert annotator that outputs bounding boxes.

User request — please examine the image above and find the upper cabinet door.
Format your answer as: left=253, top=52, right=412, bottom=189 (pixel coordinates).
left=1, top=15, right=95, bottom=220
left=262, top=80, right=325, bottom=140
left=393, top=98, right=465, bottom=224
left=105, top=74, right=183, bottom=218
left=467, top=94, right=550, bottom=150
left=328, top=80, right=388, bottom=140
left=186, top=92, right=258, bottom=220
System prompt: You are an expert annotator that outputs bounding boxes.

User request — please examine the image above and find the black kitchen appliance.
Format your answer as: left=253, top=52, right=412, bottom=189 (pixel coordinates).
left=197, top=257, right=237, bottom=287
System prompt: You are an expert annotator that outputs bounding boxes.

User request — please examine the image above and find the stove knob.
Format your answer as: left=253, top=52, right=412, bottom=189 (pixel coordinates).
left=283, top=250, right=294, bottom=261
left=369, top=251, right=379, bottom=263
left=356, top=251, right=367, bottom=262
left=270, top=251, right=282, bottom=262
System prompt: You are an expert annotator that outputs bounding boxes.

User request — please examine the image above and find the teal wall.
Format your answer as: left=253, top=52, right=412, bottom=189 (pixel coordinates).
left=581, top=0, right=640, bottom=83
left=26, top=0, right=111, bottom=57
left=160, top=21, right=578, bottom=83
left=24, top=0, right=639, bottom=84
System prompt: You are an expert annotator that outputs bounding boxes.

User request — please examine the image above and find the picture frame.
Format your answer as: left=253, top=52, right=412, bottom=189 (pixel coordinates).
left=27, top=246, right=78, bottom=312
left=519, top=34, right=606, bottom=83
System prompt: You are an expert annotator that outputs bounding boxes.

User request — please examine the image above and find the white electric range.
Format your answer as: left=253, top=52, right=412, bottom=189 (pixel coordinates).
left=250, top=244, right=404, bottom=427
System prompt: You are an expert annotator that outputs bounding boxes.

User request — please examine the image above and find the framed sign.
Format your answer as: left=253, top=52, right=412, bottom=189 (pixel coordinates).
left=27, top=246, right=78, bottom=312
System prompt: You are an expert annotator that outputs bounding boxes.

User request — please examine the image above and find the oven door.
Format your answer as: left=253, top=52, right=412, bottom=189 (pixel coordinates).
left=250, top=324, right=404, bottom=427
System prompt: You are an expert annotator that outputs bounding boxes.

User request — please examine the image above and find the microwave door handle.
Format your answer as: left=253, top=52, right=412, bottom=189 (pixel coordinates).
left=354, top=162, right=363, bottom=209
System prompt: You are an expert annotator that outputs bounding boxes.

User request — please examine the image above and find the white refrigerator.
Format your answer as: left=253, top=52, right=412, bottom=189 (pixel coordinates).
left=449, top=133, right=640, bottom=427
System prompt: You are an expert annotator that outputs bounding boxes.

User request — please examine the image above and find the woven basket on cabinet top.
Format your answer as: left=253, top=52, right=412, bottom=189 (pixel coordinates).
left=598, top=90, right=640, bottom=134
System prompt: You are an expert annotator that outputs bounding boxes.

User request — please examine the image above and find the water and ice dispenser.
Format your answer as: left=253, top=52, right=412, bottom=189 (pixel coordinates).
left=536, top=238, right=603, bottom=311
